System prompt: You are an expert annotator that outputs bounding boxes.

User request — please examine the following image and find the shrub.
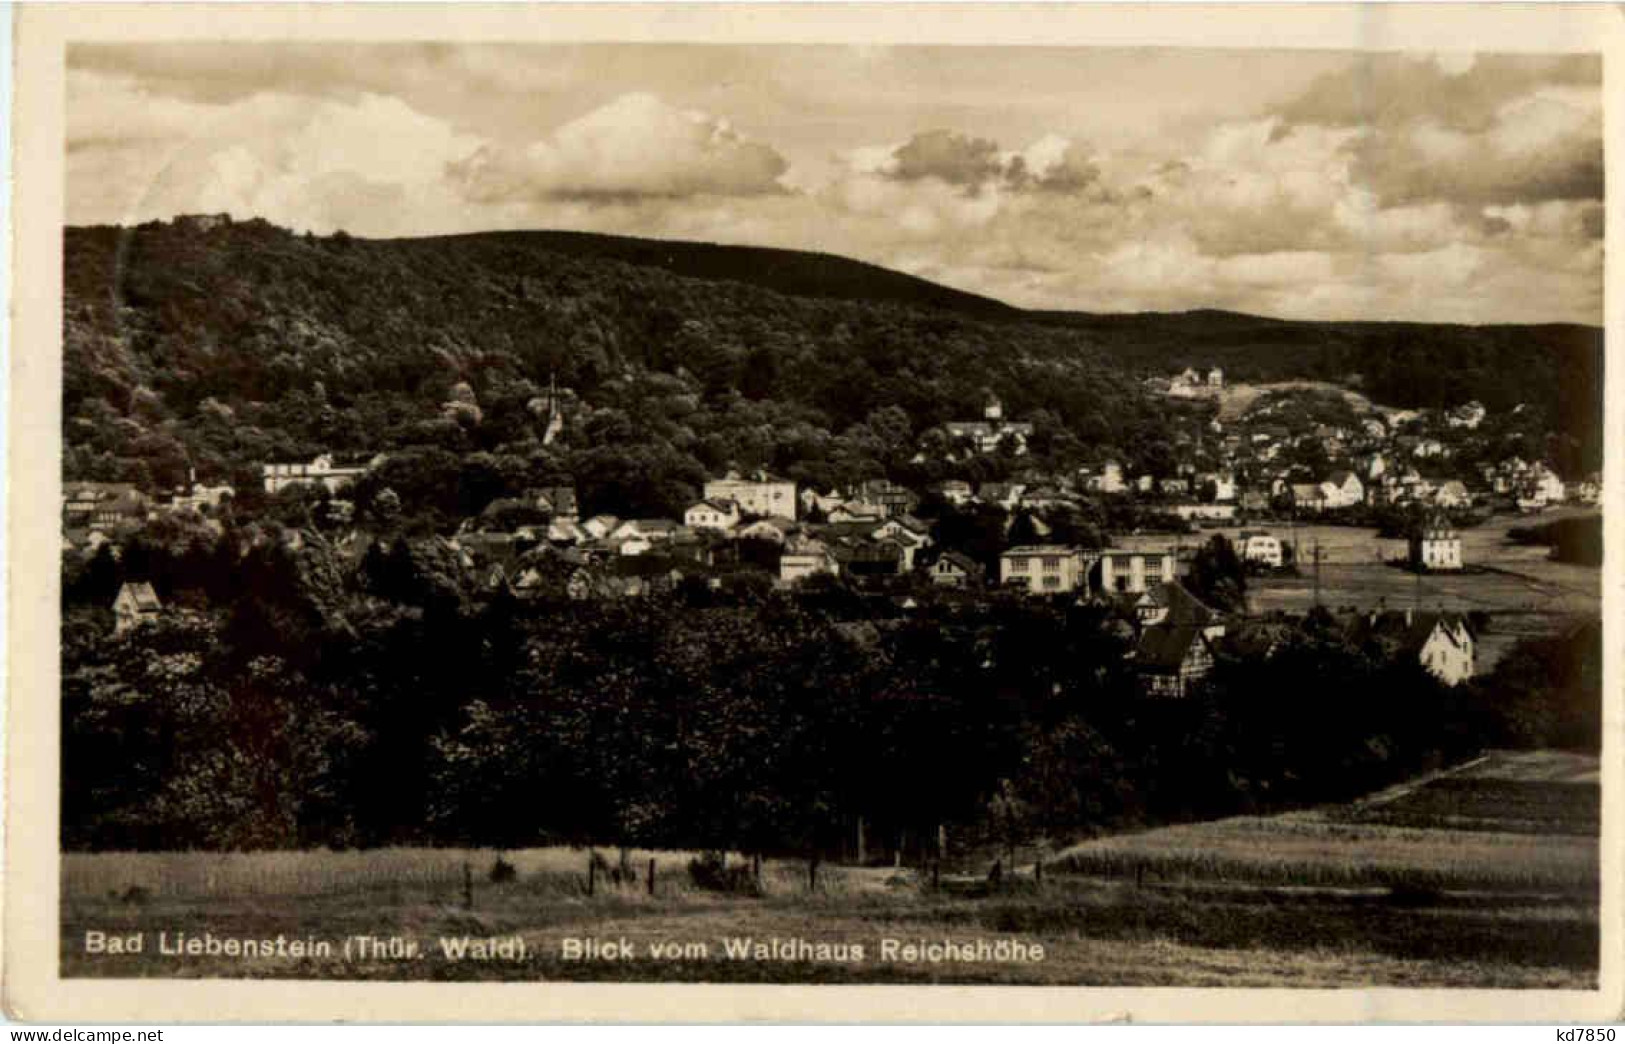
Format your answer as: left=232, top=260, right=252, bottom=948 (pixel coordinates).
left=687, top=851, right=761, bottom=896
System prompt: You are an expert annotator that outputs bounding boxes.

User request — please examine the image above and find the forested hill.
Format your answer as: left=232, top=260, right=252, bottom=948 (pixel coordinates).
left=402, top=229, right=1019, bottom=319
left=63, top=218, right=1602, bottom=504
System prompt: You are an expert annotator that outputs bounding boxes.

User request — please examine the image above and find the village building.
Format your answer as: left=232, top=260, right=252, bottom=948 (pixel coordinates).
left=532, top=485, right=579, bottom=520
left=1092, top=549, right=1177, bottom=595
left=944, top=397, right=1034, bottom=454
left=1290, top=483, right=1327, bottom=513
left=929, top=550, right=981, bottom=588
left=1158, top=477, right=1190, bottom=497
left=63, top=482, right=149, bottom=528
left=1238, top=531, right=1283, bottom=569
left=736, top=518, right=797, bottom=544
left=826, top=501, right=883, bottom=524
left=831, top=540, right=903, bottom=579
left=609, top=519, right=679, bottom=546
left=1446, top=401, right=1487, bottom=430
left=112, top=581, right=161, bottom=635
left=684, top=498, right=741, bottom=531
left=1207, top=367, right=1224, bottom=389
left=976, top=482, right=1025, bottom=511
left=262, top=454, right=371, bottom=495
left=1133, top=624, right=1216, bottom=697
left=168, top=470, right=235, bottom=513
left=546, top=518, right=588, bottom=545
left=934, top=479, right=975, bottom=506
left=870, top=516, right=932, bottom=570
left=1356, top=610, right=1477, bottom=687
left=1320, top=470, right=1365, bottom=509
left=1433, top=480, right=1472, bottom=509
left=1170, top=503, right=1238, bottom=523
left=1527, top=465, right=1567, bottom=505
left=1129, top=581, right=1224, bottom=635
left=999, top=545, right=1087, bottom=595
left=1409, top=512, right=1463, bottom=572
left=779, top=542, right=840, bottom=584
left=174, top=212, right=232, bottom=232
left=851, top=479, right=921, bottom=519
left=704, top=471, right=797, bottom=519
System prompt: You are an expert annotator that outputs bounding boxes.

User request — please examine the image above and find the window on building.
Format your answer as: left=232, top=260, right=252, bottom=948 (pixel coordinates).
left=1043, top=556, right=1060, bottom=573
left=1043, top=575, right=1060, bottom=590
left=1010, top=558, right=1029, bottom=573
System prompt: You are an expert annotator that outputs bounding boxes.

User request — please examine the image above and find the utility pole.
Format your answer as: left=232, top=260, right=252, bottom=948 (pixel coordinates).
left=1312, top=538, right=1323, bottom=609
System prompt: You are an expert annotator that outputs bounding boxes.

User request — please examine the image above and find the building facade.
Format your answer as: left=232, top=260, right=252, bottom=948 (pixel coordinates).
left=999, top=545, right=1086, bottom=595
left=263, top=454, right=369, bottom=495
left=1409, top=513, right=1463, bottom=571
left=1093, top=550, right=1176, bottom=595
left=705, top=473, right=797, bottom=519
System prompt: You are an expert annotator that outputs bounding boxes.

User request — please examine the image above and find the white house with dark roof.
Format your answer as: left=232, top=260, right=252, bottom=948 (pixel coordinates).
left=112, top=581, right=161, bottom=635
left=685, top=498, right=741, bottom=531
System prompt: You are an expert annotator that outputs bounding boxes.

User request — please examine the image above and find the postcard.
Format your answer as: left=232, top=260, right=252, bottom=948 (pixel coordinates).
left=7, top=2, right=1621, bottom=1024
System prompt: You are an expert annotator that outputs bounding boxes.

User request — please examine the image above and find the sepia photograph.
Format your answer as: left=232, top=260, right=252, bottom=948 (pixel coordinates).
left=6, top=1, right=1620, bottom=1024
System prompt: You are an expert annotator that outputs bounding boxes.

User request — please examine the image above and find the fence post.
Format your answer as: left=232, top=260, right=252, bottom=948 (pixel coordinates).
left=462, top=861, right=473, bottom=910
left=587, top=852, right=596, bottom=897
left=808, top=854, right=819, bottom=893
left=647, top=857, right=656, bottom=896
left=932, top=860, right=940, bottom=891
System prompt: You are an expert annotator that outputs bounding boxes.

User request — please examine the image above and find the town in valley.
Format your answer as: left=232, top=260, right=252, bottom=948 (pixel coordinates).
left=54, top=40, right=1604, bottom=989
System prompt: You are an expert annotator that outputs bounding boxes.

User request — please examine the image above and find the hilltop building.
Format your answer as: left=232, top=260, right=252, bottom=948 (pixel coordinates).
left=63, top=482, right=149, bottom=528
left=944, top=397, right=1034, bottom=455
left=263, top=454, right=371, bottom=495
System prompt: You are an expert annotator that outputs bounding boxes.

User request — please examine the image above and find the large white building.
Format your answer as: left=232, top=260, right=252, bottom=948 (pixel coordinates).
left=1409, top=513, right=1463, bottom=572
left=1000, top=545, right=1087, bottom=595
left=705, top=472, right=797, bottom=520
left=1093, top=550, right=1177, bottom=595
left=1238, top=532, right=1283, bottom=569
left=262, top=454, right=370, bottom=495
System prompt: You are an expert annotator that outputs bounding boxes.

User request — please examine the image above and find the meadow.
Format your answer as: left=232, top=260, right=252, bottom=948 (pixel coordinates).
left=60, top=750, right=1598, bottom=987
left=1117, top=509, right=1601, bottom=668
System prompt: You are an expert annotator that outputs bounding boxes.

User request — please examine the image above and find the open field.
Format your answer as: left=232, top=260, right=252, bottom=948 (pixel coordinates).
left=1209, top=380, right=1378, bottom=424
left=61, top=751, right=1598, bottom=987
left=1118, top=510, right=1600, bottom=668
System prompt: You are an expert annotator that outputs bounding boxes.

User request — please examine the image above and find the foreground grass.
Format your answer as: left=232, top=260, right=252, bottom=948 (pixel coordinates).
left=61, top=751, right=1599, bottom=987
left=60, top=872, right=1594, bottom=987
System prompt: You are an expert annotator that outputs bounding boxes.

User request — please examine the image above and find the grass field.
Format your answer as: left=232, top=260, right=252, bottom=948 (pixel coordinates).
left=60, top=750, right=1598, bottom=987
left=1117, top=510, right=1600, bottom=668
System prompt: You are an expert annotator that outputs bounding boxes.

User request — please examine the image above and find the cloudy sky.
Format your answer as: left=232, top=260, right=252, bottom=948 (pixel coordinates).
left=68, top=43, right=1602, bottom=324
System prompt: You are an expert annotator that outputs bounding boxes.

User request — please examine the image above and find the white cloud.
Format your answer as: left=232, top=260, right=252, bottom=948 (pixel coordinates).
left=449, top=92, right=789, bottom=202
